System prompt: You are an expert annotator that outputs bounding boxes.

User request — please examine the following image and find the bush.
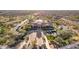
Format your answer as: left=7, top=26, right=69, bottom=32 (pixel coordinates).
left=46, top=16, right=52, bottom=19
left=54, top=36, right=70, bottom=47
left=73, top=25, right=79, bottom=30
left=58, top=30, right=73, bottom=40
left=75, top=16, right=79, bottom=19
left=0, top=27, right=5, bottom=34
left=46, top=35, right=55, bottom=41
left=0, top=38, right=7, bottom=45
left=52, top=30, right=74, bottom=47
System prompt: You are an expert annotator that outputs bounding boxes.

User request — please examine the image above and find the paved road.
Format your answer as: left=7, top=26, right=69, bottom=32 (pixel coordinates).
left=17, top=30, right=52, bottom=49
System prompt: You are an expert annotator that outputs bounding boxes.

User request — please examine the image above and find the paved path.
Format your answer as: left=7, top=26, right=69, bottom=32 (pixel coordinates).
left=17, top=30, right=52, bottom=49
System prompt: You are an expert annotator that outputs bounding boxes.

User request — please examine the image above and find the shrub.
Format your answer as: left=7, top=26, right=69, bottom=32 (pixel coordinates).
left=0, top=38, right=7, bottom=45
left=54, top=36, right=70, bottom=47
left=58, top=30, right=73, bottom=40
left=75, top=16, right=79, bottom=19
left=46, top=35, right=55, bottom=41
left=0, top=27, right=5, bottom=34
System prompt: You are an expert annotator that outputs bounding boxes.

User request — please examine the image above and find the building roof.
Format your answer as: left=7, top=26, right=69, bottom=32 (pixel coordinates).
left=31, top=19, right=50, bottom=27
left=34, top=19, right=43, bottom=25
